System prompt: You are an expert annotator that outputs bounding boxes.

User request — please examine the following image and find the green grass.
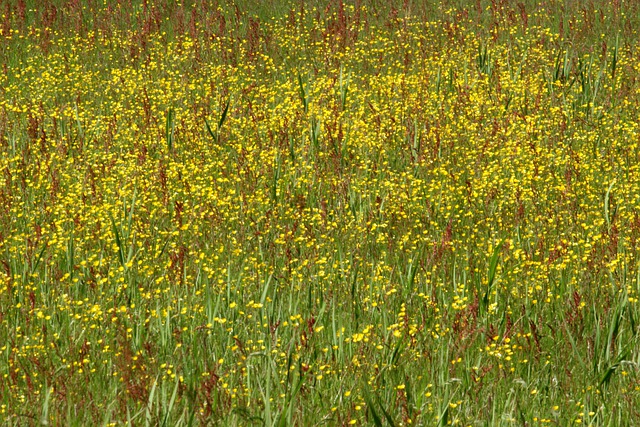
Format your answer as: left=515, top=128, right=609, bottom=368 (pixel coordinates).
left=1, top=0, right=640, bottom=425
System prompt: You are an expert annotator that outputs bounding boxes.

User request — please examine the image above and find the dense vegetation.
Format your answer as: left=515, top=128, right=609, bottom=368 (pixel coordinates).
left=1, top=0, right=640, bottom=425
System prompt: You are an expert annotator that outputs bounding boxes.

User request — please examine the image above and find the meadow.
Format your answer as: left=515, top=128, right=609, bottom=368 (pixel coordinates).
left=1, top=0, right=640, bottom=425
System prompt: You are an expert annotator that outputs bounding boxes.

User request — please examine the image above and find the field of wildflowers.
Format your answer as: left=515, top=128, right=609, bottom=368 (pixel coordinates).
left=1, top=0, right=640, bottom=425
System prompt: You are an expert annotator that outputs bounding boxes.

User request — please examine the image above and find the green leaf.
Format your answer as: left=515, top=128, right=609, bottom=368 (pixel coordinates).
left=297, top=72, right=308, bottom=113
left=363, top=390, right=383, bottom=427
left=204, top=117, right=216, bottom=143
left=218, top=97, right=230, bottom=130
left=165, top=107, right=175, bottom=151
left=376, top=394, right=396, bottom=427
left=109, top=212, right=125, bottom=269
left=484, top=238, right=505, bottom=308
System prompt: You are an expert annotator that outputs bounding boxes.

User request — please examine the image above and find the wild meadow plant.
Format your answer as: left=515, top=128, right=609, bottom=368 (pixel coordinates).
left=1, top=0, right=640, bottom=425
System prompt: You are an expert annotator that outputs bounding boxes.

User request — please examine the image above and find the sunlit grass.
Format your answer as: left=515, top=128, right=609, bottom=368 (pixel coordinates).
left=1, top=0, right=640, bottom=425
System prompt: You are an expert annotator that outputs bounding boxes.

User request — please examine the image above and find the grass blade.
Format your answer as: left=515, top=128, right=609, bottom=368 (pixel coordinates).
left=363, top=389, right=383, bottom=427
left=166, top=107, right=175, bottom=151
left=204, top=117, right=216, bottom=142
left=109, top=212, right=125, bottom=269
left=297, top=72, right=308, bottom=113
left=218, top=97, right=230, bottom=130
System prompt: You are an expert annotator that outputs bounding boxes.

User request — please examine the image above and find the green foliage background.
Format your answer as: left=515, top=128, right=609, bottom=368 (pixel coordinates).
left=1, top=0, right=640, bottom=425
